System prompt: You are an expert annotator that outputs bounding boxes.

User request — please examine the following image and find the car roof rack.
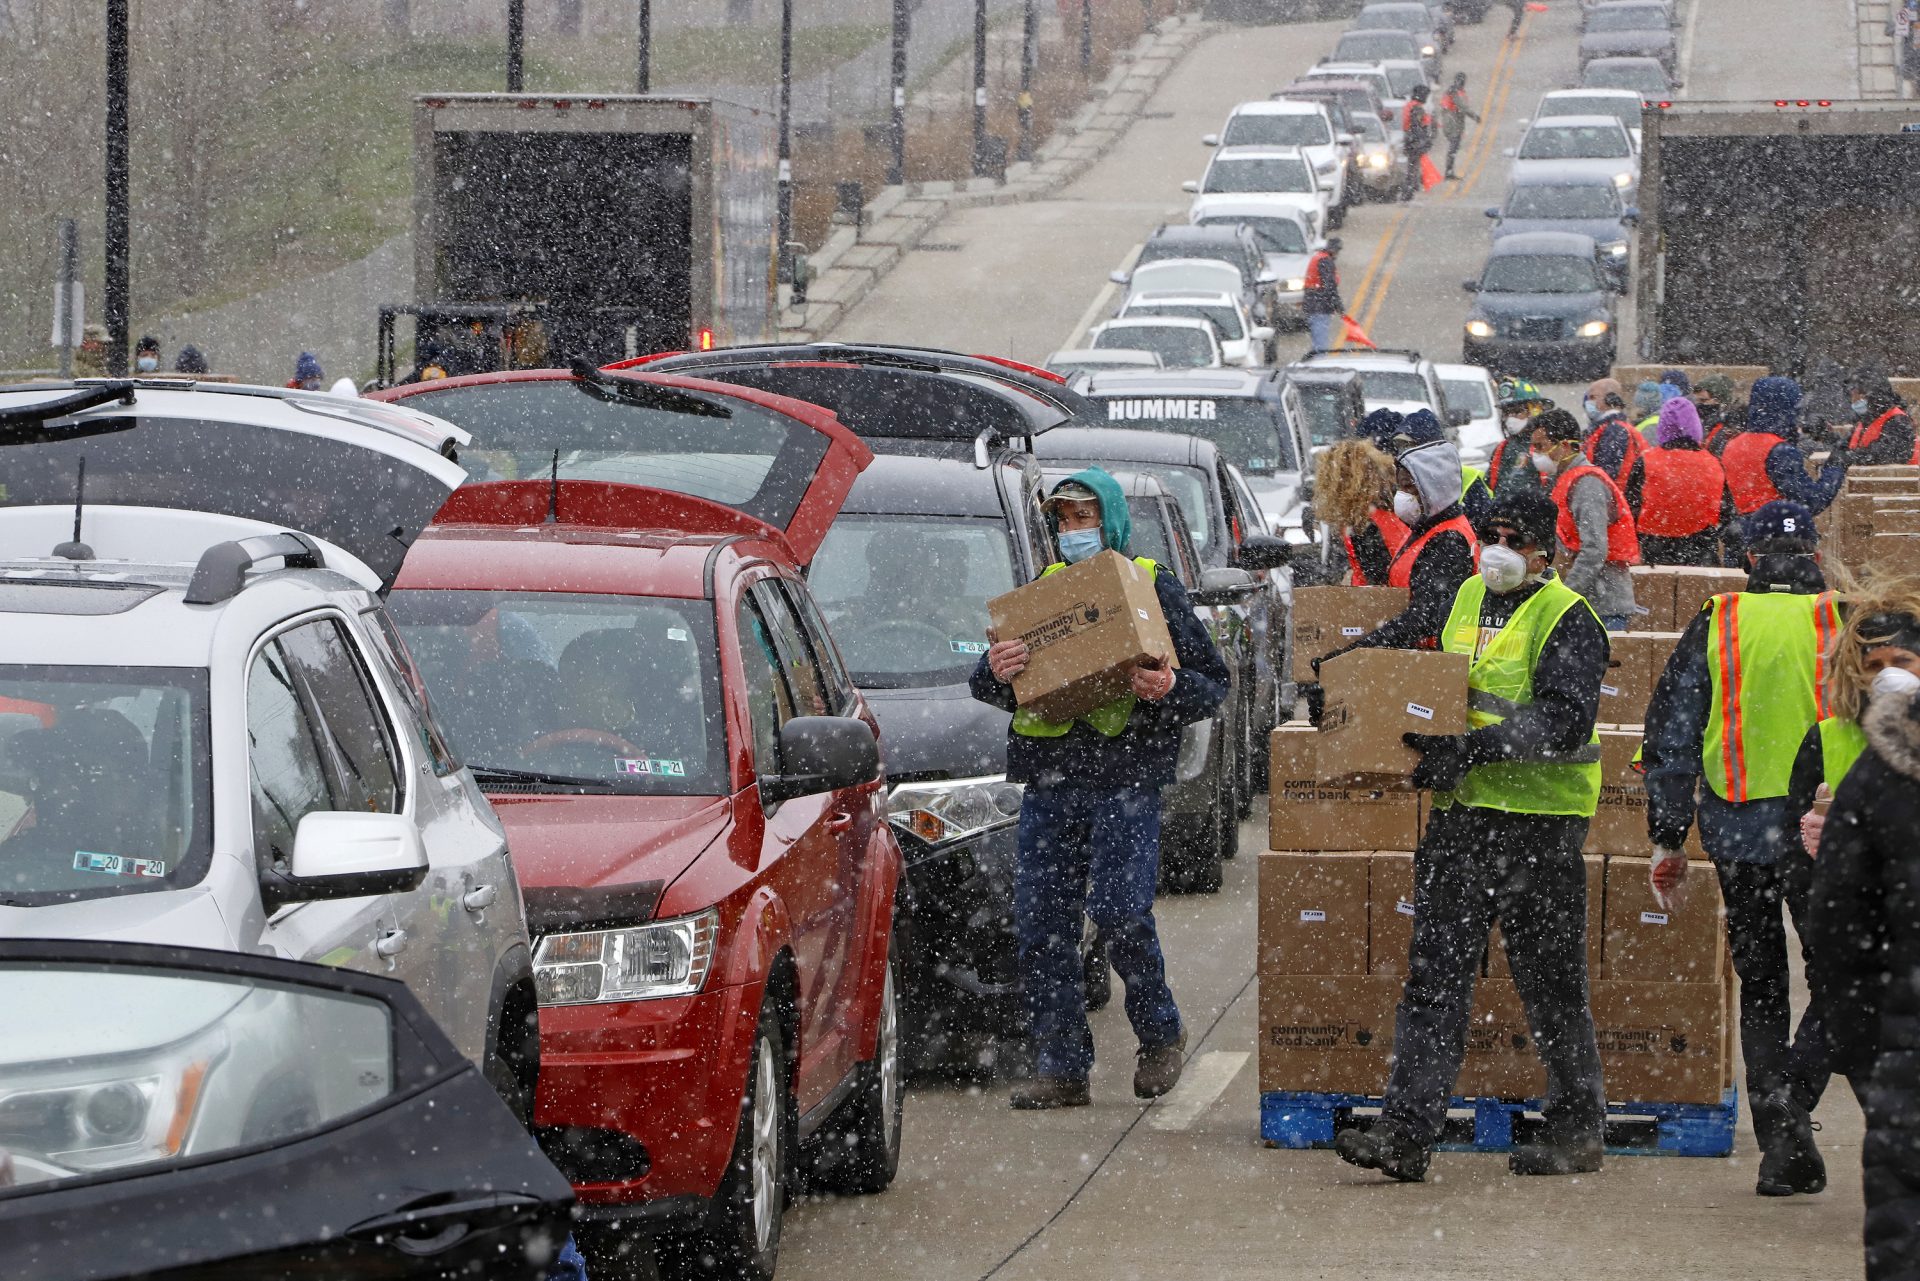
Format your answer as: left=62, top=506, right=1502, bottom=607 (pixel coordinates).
left=184, top=532, right=325, bottom=606
left=1294, top=347, right=1424, bottom=362
left=0, top=382, right=137, bottom=444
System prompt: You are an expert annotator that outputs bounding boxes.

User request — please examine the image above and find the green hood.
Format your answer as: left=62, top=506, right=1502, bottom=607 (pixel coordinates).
left=1048, top=467, right=1131, bottom=557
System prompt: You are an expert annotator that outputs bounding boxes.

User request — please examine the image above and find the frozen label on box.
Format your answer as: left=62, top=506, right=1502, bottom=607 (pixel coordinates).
left=617, top=757, right=687, bottom=777
left=1396, top=899, right=1415, bottom=916
left=1299, top=909, right=1327, bottom=923
left=73, top=851, right=167, bottom=878
left=1137, top=608, right=1150, bottom=621
left=1639, top=910, right=1670, bottom=926
left=1406, top=702, right=1435, bottom=720
left=950, top=639, right=989, bottom=655
left=1340, top=626, right=1364, bottom=637
left=1600, top=684, right=1620, bottom=697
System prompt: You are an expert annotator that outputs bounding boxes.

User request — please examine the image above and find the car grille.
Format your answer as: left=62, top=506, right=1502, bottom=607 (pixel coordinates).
left=1510, top=316, right=1564, bottom=341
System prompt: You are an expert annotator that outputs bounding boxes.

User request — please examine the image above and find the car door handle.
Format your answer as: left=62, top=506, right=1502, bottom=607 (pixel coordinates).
left=347, top=1191, right=546, bottom=1257
left=827, top=810, right=856, bottom=833
left=463, top=884, right=498, bottom=913
left=375, top=929, right=409, bottom=959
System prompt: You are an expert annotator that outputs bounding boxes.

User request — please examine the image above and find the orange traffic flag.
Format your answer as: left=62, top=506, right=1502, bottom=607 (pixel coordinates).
left=1341, top=314, right=1377, bottom=349
left=1419, top=153, right=1444, bottom=191
left=1525, top=3, right=1548, bottom=10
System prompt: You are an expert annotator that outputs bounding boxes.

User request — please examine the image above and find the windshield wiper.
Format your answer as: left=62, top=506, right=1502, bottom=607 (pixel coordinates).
left=469, top=764, right=619, bottom=793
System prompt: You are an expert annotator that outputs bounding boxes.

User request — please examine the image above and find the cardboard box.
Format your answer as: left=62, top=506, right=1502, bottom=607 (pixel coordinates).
left=1258, top=851, right=1372, bottom=975
left=1668, top=566, right=1748, bottom=629
left=1486, top=854, right=1605, bottom=981
left=1592, top=980, right=1729, bottom=1105
left=1844, top=473, right=1920, bottom=495
left=987, top=550, right=1176, bottom=723
left=1604, top=856, right=1727, bottom=983
left=1862, top=532, right=1920, bottom=579
left=1257, top=973, right=1401, bottom=1094
left=1457, top=979, right=1548, bottom=1100
left=1599, top=632, right=1673, bottom=726
left=1289, top=585, right=1409, bottom=683
left=1627, top=566, right=1678, bottom=633
left=1317, top=649, right=1470, bottom=784
left=1268, top=727, right=1420, bottom=852
left=1368, top=852, right=1419, bottom=976
left=1583, top=726, right=1709, bottom=861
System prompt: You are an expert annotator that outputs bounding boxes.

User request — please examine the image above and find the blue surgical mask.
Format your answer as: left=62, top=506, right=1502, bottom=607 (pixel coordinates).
left=1057, top=528, right=1103, bottom=564
left=1582, top=397, right=1600, bottom=422
left=1853, top=397, right=1871, bottom=416
left=136, top=355, right=158, bottom=372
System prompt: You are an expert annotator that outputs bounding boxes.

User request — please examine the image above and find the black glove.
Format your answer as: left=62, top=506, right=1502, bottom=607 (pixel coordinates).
left=1403, top=732, right=1470, bottom=792
left=1309, top=641, right=1361, bottom=678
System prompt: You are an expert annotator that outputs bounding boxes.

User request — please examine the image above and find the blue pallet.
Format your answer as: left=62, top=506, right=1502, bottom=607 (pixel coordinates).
left=1260, top=1087, right=1738, bottom=1158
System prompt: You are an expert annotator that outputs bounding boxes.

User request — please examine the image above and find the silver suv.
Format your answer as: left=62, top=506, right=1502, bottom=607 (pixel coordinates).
left=0, top=380, right=541, bottom=1123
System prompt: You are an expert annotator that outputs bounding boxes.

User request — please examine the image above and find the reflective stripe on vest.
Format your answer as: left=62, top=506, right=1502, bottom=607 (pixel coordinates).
left=1551, top=463, right=1641, bottom=565
left=1722, top=432, right=1787, bottom=514
left=1583, top=418, right=1644, bottom=488
left=1703, top=591, right=1842, bottom=803
left=1011, top=558, right=1159, bottom=738
left=1437, top=574, right=1604, bottom=816
left=1818, top=715, right=1868, bottom=794
left=1387, top=513, right=1477, bottom=590
left=1637, top=446, right=1726, bottom=538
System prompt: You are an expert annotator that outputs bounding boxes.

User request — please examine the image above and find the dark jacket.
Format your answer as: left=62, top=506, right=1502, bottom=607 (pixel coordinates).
left=1584, top=414, right=1639, bottom=482
left=1848, top=371, right=1917, bottom=466
left=1353, top=503, right=1476, bottom=650
left=972, top=568, right=1229, bottom=790
left=1403, top=102, right=1434, bottom=153
left=1460, top=575, right=1610, bottom=768
left=1303, top=250, right=1342, bottom=316
left=1488, top=438, right=1549, bottom=500
left=1642, top=555, right=1829, bottom=858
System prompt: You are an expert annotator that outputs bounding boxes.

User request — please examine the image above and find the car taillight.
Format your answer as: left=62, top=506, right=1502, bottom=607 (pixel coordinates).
left=971, top=354, right=1068, bottom=384
left=698, top=328, right=715, bottom=351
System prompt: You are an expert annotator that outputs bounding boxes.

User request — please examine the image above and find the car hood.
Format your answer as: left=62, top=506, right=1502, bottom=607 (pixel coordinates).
left=862, top=682, right=1010, bottom=781
left=1580, top=30, right=1673, bottom=56
left=486, top=793, right=731, bottom=910
left=1474, top=290, right=1610, bottom=319
left=1264, top=250, right=1313, bottom=281
left=1492, top=216, right=1629, bottom=244
left=0, top=883, right=231, bottom=949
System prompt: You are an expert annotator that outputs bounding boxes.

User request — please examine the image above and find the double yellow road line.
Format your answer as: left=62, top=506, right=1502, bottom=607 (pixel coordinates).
left=1335, top=9, right=1536, bottom=346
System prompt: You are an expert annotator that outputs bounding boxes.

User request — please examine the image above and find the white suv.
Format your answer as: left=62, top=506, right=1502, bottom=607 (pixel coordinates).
left=0, top=381, right=541, bottom=1122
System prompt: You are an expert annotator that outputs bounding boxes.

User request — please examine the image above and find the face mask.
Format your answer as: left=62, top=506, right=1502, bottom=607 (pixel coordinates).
left=1479, top=544, right=1529, bottom=594
left=1057, top=528, right=1103, bottom=564
left=1871, top=665, right=1920, bottom=702
left=1392, top=490, right=1424, bottom=525
left=136, top=355, right=158, bottom=372
left=1530, top=449, right=1560, bottom=477
left=1504, top=413, right=1531, bottom=436
left=1582, top=398, right=1600, bottom=422
left=1852, top=398, right=1870, bottom=416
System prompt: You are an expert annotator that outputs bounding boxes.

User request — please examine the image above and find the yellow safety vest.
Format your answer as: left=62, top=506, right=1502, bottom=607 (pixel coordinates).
left=1703, top=591, right=1841, bottom=803
left=1461, top=465, right=1487, bottom=502
left=1436, top=573, right=1604, bottom=817
left=1011, top=558, right=1159, bottom=738
left=1817, top=715, right=1868, bottom=794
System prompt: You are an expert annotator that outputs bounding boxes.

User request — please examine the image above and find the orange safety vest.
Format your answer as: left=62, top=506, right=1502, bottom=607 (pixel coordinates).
left=1402, top=101, right=1431, bottom=135
left=1304, top=251, right=1335, bottom=290
left=1386, top=513, right=1478, bottom=589
left=1583, top=418, right=1645, bottom=488
left=1552, top=463, right=1641, bottom=565
left=1637, top=446, right=1726, bottom=538
left=1847, top=407, right=1920, bottom=463
left=1346, top=506, right=1410, bottom=586
left=1721, top=431, right=1787, bottom=514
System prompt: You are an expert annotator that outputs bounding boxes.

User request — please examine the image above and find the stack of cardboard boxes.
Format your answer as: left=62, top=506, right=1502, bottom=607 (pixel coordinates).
left=1259, top=585, right=1733, bottom=1109
left=1821, top=465, right=1920, bottom=579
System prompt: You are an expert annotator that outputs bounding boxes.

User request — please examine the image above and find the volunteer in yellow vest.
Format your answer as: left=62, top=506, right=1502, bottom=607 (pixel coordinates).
left=971, top=469, right=1228, bottom=1111
left=1788, top=590, right=1920, bottom=857
left=1336, top=491, right=1610, bottom=1183
left=1641, top=499, right=1842, bottom=1198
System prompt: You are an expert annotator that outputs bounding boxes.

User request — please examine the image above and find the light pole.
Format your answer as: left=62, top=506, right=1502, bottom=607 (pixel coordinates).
left=887, top=0, right=908, bottom=185
left=104, top=0, right=129, bottom=378
left=970, top=0, right=987, bottom=176
left=637, top=0, right=651, bottom=92
left=1080, top=0, right=1093, bottom=77
left=506, top=0, right=525, bottom=91
left=1018, top=0, right=1035, bottom=163
left=777, top=0, right=794, bottom=281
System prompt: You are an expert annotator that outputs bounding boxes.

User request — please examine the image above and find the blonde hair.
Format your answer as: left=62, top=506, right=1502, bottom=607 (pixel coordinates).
left=1826, top=572, right=1920, bottom=724
left=1314, top=439, right=1396, bottom=529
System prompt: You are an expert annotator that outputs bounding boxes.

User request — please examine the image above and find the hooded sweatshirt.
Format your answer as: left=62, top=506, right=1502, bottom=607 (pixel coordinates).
left=1349, top=442, right=1477, bottom=651
left=1402, top=409, right=1491, bottom=523
left=1656, top=395, right=1703, bottom=446
left=1727, top=377, right=1847, bottom=519
left=971, top=466, right=1229, bottom=789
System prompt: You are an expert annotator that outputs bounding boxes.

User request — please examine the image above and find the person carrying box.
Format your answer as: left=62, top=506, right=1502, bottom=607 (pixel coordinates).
left=1640, top=499, right=1841, bottom=1198
left=972, top=470, right=1229, bottom=1111
left=1335, top=491, right=1611, bottom=1182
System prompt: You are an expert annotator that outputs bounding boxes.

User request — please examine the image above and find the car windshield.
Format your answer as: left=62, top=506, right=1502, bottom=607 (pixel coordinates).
left=1204, top=156, right=1312, bottom=194
left=1053, top=459, right=1220, bottom=553
left=0, top=665, right=211, bottom=905
left=1354, top=369, right=1432, bottom=404
left=1441, top=378, right=1494, bottom=418
left=1358, top=9, right=1425, bottom=33
left=1520, top=124, right=1629, bottom=160
left=1092, top=397, right=1297, bottom=474
left=1539, top=95, right=1641, bottom=132
left=386, top=591, right=725, bottom=793
left=1506, top=184, right=1621, bottom=219
left=1094, top=325, right=1216, bottom=368
left=1124, top=301, right=1245, bottom=340
left=1292, top=383, right=1356, bottom=447
left=1385, top=65, right=1427, bottom=96
left=1587, top=5, right=1667, bottom=31
left=1482, top=253, right=1600, bottom=293
left=808, top=517, right=1015, bottom=689
left=1313, top=70, right=1391, bottom=99
left=1351, top=113, right=1388, bottom=142
left=1198, top=216, right=1307, bottom=255
left=1336, top=32, right=1417, bottom=61
left=1584, top=63, right=1667, bottom=94
left=1222, top=113, right=1331, bottom=147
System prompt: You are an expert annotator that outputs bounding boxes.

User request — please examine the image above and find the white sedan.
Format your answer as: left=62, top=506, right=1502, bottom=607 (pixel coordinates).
left=1118, top=290, right=1274, bottom=368
left=1185, top=146, right=1330, bottom=239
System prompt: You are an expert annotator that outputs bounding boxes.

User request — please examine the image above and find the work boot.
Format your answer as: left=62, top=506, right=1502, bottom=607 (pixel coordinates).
left=1509, top=1131, right=1604, bottom=1176
left=1134, top=1031, right=1188, bottom=1099
left=1334, top=1118, right=1431, bottom=1182
left=1754, top=1090, right=1827, bottom=1196
left=1009, top=1076, right=1090, bottom=1110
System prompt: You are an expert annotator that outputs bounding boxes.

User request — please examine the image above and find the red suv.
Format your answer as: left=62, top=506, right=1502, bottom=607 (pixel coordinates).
left=377, top=368, right=902, bottom=1280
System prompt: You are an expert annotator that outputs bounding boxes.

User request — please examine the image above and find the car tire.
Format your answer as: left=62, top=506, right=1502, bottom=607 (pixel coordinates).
left=657, top=999, right=790, bottom=1281
left=483, top=983, right=540, bottom=1130
left=802, top=937, right=904, bottom=1196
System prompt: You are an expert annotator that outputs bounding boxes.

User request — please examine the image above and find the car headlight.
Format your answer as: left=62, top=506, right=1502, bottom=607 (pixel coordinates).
left=1604, top=241, right=1629, bottom=257
left=535, top=909, right=719, bottom=1005
left=1422, top=44, right=1436, bottom=55
left=1286, top=277, right=1307, bottom=291
left=1578, top=319, right=1611, bottom=337
left=1465, top=319, right=1495, bottom=338
left=1368, top=152, right=1390, bottom=169
left=0, top=1028, right=225, bottom=1175
left=1613, top=172, right=1633, bottom=188
left=888, top=774, right=1024, bottom=848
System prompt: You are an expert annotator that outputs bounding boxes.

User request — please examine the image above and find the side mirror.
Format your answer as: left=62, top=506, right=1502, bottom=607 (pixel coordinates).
left=1181, top=180, right=1200, bottom=193
left=266, top=811, right=428, bottom=908
left=1256, top=270, right=1280, bottom=285
left=1202, top=133, right=1220, bottom=146
left=1462, top=279, right=1481, bottom=292
left=1109, top=269, right=1131, bottom=285
left=1193, top=566, right=1262, bottom=606
left=1484, top=206, right=1500, bottom=218
left=1234, top=533, right=1294, bottom=572
left=1252, top=325, right=1276, bottom=342
left=761, top=715, right=880, bottom=804
left=1448, top=407, right=1472, bottom=427
left=1336, top=132, right=1356, bottom=145
left=1623, top=207, right=1640, bottom=222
